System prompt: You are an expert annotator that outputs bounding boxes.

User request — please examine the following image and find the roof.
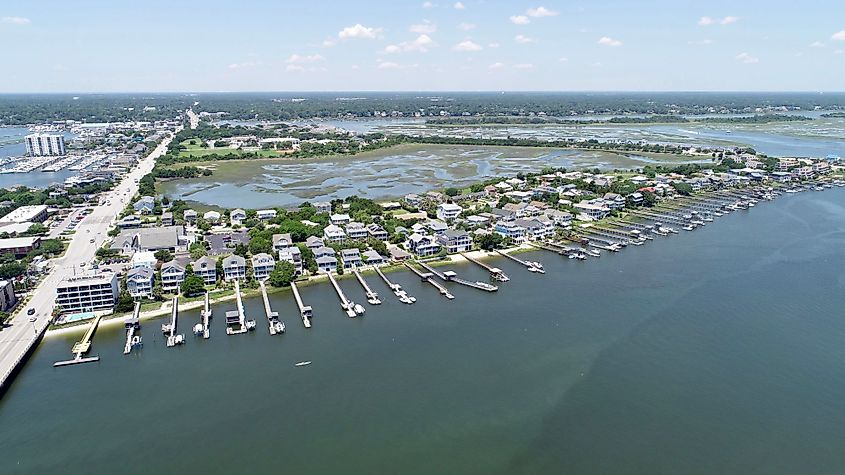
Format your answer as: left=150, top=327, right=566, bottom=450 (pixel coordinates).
left=223, top=254, right=246, bottom=266
left=273, top=233, right=293, bottom=246
left=251, top=253, right=275, bottom=264
left=362, top=250, right=384, bottom=260
left=316, top=255, right=337, bottom=265
left=0, top=236, right=40, bottom=249
left=191, top=255, right=216, bottom=270
left=161, top=260, right=185, bottom=272
left=110, top=226, right=185, bottom=251
left=127, top=267, right=154, bottom=279
left=0, top=205, right=47, bottom=223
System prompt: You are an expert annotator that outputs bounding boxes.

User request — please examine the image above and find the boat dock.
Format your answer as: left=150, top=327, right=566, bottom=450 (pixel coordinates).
left=327, top=272, right=362, bottom=317
left=123, top=302, right=142, bottom=355
left=290, top=281, right=312, bottom=328
left=404, top=262, right=454, bottom=299
left=352, top=269, right=381, bottom=305
left=495, top=250, right=544, bottom=273
left=374, top=266, right=416, bottom=304
left=259, top=281, right=285, bottom=335
left=417, top=261, right=498, bottom=292
left=201, top=291, right=211, bottom=339
left=226, top=280, right=255, bottom=335
left=460, top=252, right=510, bottom=282
left=54, top=314, right=103, bottom=367
left=163, top=296, right=185, bottom=347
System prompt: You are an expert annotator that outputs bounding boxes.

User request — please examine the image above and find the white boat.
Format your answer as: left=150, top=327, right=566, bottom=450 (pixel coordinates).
left=273, top=321, right=286, bottom=333
left=294, top=361, right=312, bottom=367
left=193, top=323, right=203, bottom=335
left=353, top=304, right=366, bottom=316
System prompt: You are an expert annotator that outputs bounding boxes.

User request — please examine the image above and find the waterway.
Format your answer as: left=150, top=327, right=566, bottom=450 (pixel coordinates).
left=0, top=127, right=77, bottom=189
left=2, top=188, right=845, bottom=473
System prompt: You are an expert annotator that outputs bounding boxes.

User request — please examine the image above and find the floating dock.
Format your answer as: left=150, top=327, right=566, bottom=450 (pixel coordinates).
left=352, top=268, right=381, bottom=305
left=259, top=281, right=285, bottom=335
left=54, top=315, right=102, bottom=367
left=495, top=250, right=544, bottom=274
left=290, top=281, right=312, bottom=328
left=460, top=252, right=510, bottom=282
left=163, top=296, right=185, bottom=347
left=123, top=302, right=142, bottom=355
left=404, top=262, right=454, bottom=299
left=417, top=260, right=498, bottom=292
left=226, top=280, right=255, bottom=335
left=327, top=272, right=362, bottom=317
left=374, top=266, right=416, bottom=304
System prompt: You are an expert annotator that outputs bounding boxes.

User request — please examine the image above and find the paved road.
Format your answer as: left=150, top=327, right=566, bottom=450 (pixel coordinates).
left=0, top=131, right=176, bottom=389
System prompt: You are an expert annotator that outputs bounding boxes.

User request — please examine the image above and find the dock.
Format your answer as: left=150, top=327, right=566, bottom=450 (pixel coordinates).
left=374, top=266, right=416, bottom=304
left=163, top=296, right=185, bottom=347
left=54, top=315, right=102, bottom=367
left=327, top=272, right=362, bottom=317
left=123, top=302, right=142, bottom=355
left=201, top=291, right=211, bottom=339
left=404, top=262, right=454, bottom=299
left=259, top=281, right=285, bottom=335
left=226, top=279, right=255, bottom=335
left=352, top=268, right=381, bottom=305
left=290, top=281, right=312, bottom=328
left=495, top=250, right=544, bottom=273
left=460, top=252, right=510, bottom=281
left=417, top=260, right=498, bottom=292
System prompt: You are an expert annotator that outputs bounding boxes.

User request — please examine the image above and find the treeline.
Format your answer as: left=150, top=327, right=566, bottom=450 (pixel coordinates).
left=425, top=114, right=812, bottom=126
left=0, top=93, right=190, bottom=125
left=153, top=166, right=212, bottom=179
left=400, top=135, right=710, bottom=155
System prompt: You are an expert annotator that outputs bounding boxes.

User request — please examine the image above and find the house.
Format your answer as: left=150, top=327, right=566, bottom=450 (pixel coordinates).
left=183, top=209, right=197, bottom=222
left=203, top=210, right=221, bottom=224
left=272, top=233, right=294, bottom=252
left=330, top=213, right=351, bottom=226
left=426, top=220, right=449, bottom=235
left=603, top=193, right=626, bottom=210
left=251, top=253, right=276, bottom=281
left=544, top=209, right=573, bottom=227
left=222, top=254, right=247, bottom=281
left=133, top=196, right=155, bottom=214
left=230, top=208, right=247, bottom=225
left=160, top=261, right=186, bottom=293
left=305, top=236, right=325, bottom=250
left=316, top=255, right=338, bottom=274
left=314, top=201, right=332, bottom=214
left=117, top=215, right=141, bottom=229
left=504, top=190, right=533, bottom=202
left=323, top=224, right=347, bottom=244
left=813, top=161, right=831, bottom=175
left=406, top=233, right=441, bottom=257
left=367, top=223, right=388, bottom=241
left=465, top=215, right=490, bottom=228
left=131, top=251, right=157, bottom=269
left=495, top=221, right=527, bottom=244
left=56, top=272, right=119, bottom=314
left=362, top=250, right=386, bottom=266
left=278, top=246, right=303, bottom=276
left=345, top=222, right=368, bottom=240
left=110, top=226, right=189, bottom=254
left=126, top=267, right=154, bottom=299
left=515, top=218, right=554, bottom=240
left=256, top=209, right=277, bottom=220
left=436, top=202, right=463, bottom=221
left=627, top=192, right=644, bottom=206
left=403, top=193, right=422, bottom=207
left=340, top=248, right=362, bottom=269
left=161, top=212, right=173, bottom=226
left=573, top=202, right=610, bottom=221
left=191, top=256, right=217, bottom=285
left=388, top=245, right=412, bottom=262
left=437, top=229, right=472, bottom=254
left=313, top=246, right=336, bottom=259
left=794, top=166, right=814, bottom=180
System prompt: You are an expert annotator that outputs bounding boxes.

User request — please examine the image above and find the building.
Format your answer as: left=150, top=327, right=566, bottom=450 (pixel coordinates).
left=436, top=203, right=463, bottom=221
left=160, top=261, right=186, bottom=293
left=314, top=202, right=332, bottom=214
left=161, top=212, right=173, bottom=226
left=330, top=213, right=351, bottom=226
left=0, top=280, right=17, bottom=312
left=345, top=222, right=368, bottom=240
left=203, top=210, right=221, bottom=224
left=133, top=196, right=155, bottom=214
left=388, top=245, right=411, bottom=262
left=183, top=209, right=198, bottom=222
left=222, top=254, right=247, bottom=281
left=515, top=218, right=554, bottom=240
left=230, top=209, right=247, bottom=225
left=25, top=133, right=66, bottom=156
left=494, top=221, right=527, bottom=244
left=131, top=250, right=157, bottom=269
left=56, top=272, right=119, bottom=314
left=316, top=255, right=338, bottom=273
left=117, top=215, right=141, bottom=229
left=367, top=223, right=388, bottom=241
left=0, top=236, right=41, bottom=258
left=251, top=253, right=276, bottom=280
left=305, top=236, right=325, bottom=250
left=340, top=248, right=362, bottom=269
left=278, top=246, right=303, bottom=276
left=110, top=226, right=188, bottom=254
left=256, top=209, right=277, bottom=220
left=437, top=229, right=472, bottom=254
left=0, top=205, right=48, bottom=224
left=126, top=267, right=154, bottom=299
left=191, top=256, right=217, bottom=285
left=362, top=250, right=386, bottom=266
left=323, top=224, right=347, bottom=244
left=406, top=233, right=441, bottom=257
left=573, top=202, right=610, bottom=221
left=272, top=233, right=294, bottom=252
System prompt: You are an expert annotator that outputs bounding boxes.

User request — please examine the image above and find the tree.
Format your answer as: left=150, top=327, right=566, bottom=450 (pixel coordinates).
left=475, top=233, right=504, bottom=251
left=154, top=249, right=172, bottom=262
left=22, top=223, right=48, bottom=236
left=115, top=291, right=135, bottom=313
left=189, top=242, right=207, bottom=259
left=444, top=187, right=460, bottom=197
left=181, top=275, right=205, bottom=296
left=249, top=237, right=272, bottom=255
left=672, top=182, right=693, bottom=196
left=268, top=261, right=296, bottom=287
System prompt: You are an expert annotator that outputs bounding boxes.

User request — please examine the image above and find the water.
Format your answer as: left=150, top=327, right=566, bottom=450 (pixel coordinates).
left=2, top=189, right=845, bottom=474
left=0, top=127, right=78, bottom=189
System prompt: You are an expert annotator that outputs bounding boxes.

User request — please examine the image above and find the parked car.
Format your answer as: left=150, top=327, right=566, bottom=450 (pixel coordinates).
left=27, top=308, right=35, bottom=316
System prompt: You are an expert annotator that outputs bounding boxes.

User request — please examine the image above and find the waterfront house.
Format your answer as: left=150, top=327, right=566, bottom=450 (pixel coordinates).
left=794, top=166, right=814, bottom=180
left=367, top=223, right=388, bottom=241
left=251, top=253, right=276, bottom=281
left=406, top=233, right=441, bottom=257
left=345, top=222, right=368, bottom=240
left=256, top=209, right=277, bottom=220
left=314, top=201, right=332, bottom=214
left=544, top=209, right=573, bottom=227
left=126, top=267, right=154, bottom=299
left=436, top=202, right=463, bottom=222
left=160, top=261, right=186, bottom=293
left=305, top=236, right=325, bottom=250
left=183, top=209, right=197, bottom=222
left=316, top=255, right=338, bottom=274
left=388, top=245, right=411, bottom=262
left=191, top=256, right=217, bottom=285
left=494, top=221, right=527, bottom=244
left=330, top=213, right=351, bottom=226
left=627, top=192, right=644, bottom=207
left=131, top=250, right=157, bottom=269
left=603, top=193, right=626, bottom=210
left=813, top=161, right=831, bottom=175
left=272, top=233, right=294, bottom=252
left=341, top=248, right=362, bottom=269
left=314, top=246, right=336, bottom=259
left=573, top=202, right=610, bottom=221
left=323, top=224, right=347, bottom=244
left=161, top=212, right=173, bottom=226
left=403, top=193, right=422, bottom=207
left=133, top=196, right=155, bottom=214
left=426, top=220, right=449, bottom=235
left=515, top=218, right=554, bottom=240
left=222, top=254, right=247, bottom=281
left=203, top=210, right=221, bottom=224
left=117, top=215, right=142, bottom=229
left=56, top=272, right=119, bottom=315
left=278, top=246, right=303, bottom=276
left=362, top=250, right=386, bottom=266
left=465, top=215, right=490, bottom=228
left=231, top=208, right=247, bottom=225
left=437, top=229, right=472, bottom=254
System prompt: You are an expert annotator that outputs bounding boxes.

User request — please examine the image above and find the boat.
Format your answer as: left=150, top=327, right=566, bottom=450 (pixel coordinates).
left=586, top=249, right=601, bottom=257
left=192, top=323, right=203, bottom=335
left=353, top=304, right=366, bottom=316
left=294, top=361, right=312, bottom=367
left=245, top=320, right=257, bottom=331
left=273, top=321, right=285, bottom=333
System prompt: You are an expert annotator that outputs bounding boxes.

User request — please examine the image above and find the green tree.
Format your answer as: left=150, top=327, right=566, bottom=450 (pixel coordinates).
left=249, top=237, right=272, bottom=255
left=268, top=261, right=296, bottom=287
left=189, top=242, right=207, bottom=259
left=154, top=249, right=172, bottom=262
left=115, top=290, right=135, bottom=313
left=181, top=274, right=205, bottom=296
left=444, top=187, right=460, bottom=197
left=475, top=233, right=504, bottom=251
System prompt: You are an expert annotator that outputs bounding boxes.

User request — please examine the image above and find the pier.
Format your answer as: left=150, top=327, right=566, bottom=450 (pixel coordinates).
left=417, top=261, right=498, bottom=292
left=495, top=250, right=544, bottom=273
left=374, top=266, right=416, bottom=304
left=163, top=296, right=185, bottom=347
left=352, top=268, right=381, bottom=305
left=327, top=272, right=363, bottom=317
left=259, top=281, right=285, bottom=335
left=460, top=252, right=510, bottom=282
left=201, top=291, right=211, bottom=339
left=404, top=262, right=454, bottom=299
left=290, top=281, right=312, bottom=328
left=226, top=280, right=255, bottom=335
left=54, top=315, right=102, bottom=367
left=123, top=302, right=142, bottom=355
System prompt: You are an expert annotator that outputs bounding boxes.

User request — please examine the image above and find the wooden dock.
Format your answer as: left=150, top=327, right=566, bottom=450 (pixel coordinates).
left=54, top=315, right=102, bottom=367
left=290, top=281, right=312, bottom=328
left=374, top=266, right=416, bottom=304
left=417, top=260, right=498, bottom=292
left=201, top=291, right=211, bottom=339
left=226, top=280, right=254, bottom=335
left=327, top=272, right=360, bottom=317
left=123, top=301, right=142, bottom=355
left=259, top=281, right=285, bottom=335
left=461, top=252, right=510, bottom=281
left=164, top=296, right=185, bottom=347
left=404, top=262, right=454, bottom=299
left=495, top=250, right=544, bottom=274
left=352, top=268, right=381, bottom=305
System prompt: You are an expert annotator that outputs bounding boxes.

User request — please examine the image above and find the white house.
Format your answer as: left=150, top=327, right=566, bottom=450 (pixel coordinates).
left=494, top=221, right=526, bottom=244
left=230, top=209, right=247, bottom=225
left=345, top=222, right=368, bottom=240
left=126, top=267, right=154, bottom=299
left=437, top=229, right=472, bottom=254
left=191, top=256, right=217, bottom=285
left=251, top=253, right=276, bottom=281
left=223, top=254, right=247, bottom=281
left=323, top=224, right=347, bottom=244
left=160, top=261, right=186, bottom=293
left=436, top=202, right=463, bottom=221
left=257, top=209, right=277, bottom=220
left=340, top=248, right=362, bottom=269
left=406, top=233, right=441, bottom=257
left=330, top=213, right=351, bottom=226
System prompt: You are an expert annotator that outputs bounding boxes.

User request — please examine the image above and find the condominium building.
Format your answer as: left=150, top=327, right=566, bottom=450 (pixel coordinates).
left=56, top=272, right=119, bottom=314
left=25, top=133, right=66, bottom=156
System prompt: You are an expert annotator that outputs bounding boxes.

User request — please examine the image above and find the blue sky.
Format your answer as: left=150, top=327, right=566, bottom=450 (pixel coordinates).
left=1, top=0, right=844, bottom=92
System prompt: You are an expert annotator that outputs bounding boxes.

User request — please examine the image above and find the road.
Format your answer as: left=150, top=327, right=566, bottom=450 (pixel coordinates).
left=186, top=109, right=199, bottom=129
left=0, top=131, right=176, bottom=390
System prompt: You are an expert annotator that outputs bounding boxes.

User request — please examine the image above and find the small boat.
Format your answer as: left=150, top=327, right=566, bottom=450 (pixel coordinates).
left=353, top=304, right=366, bottom=316
left=295, top=361, right=312, bottom=367
left=245, top=320, right=257, bottom=331
left=273, top=321, right=286, bottom=333
left=193, top=323, right=203, bottom=335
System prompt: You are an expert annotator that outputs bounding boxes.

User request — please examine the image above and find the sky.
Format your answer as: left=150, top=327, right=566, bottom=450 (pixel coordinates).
left=1, top=0, right=844, bottom=92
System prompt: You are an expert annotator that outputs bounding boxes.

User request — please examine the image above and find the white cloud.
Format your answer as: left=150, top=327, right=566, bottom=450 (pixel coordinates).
left=322, top=39, right=336, bottom=48
left=832, top=31, right=845, bottom=41
left=285, top=64, right=306, bottom=72
left=410, top=21, right=436, bottom=34
left=835, top=49, right=844, bottom=55
left=510, top=15, right=530, bottom=25
left=453, top=39, right=482, bottom=51
left=558, top=57, right=569, bottom=62
left=598, top=36, right=622, bottom=47
left=735, top=52, right=759, bottom=64
left=422, top=1, right=434, bottom=7
left=689, top=39, right=713, bottom=46
left=514, top=34, right=535, bottom=44
left=1, top=16, right=30, bottom=25
left=488, top=42, right=500, bottom=48
left=698, top=16, right=714, bottom=26
left=286, top=54, right=325, bottom=64
left=378, top=61, right=402, bottom=70
left=228, top=62, right=256, bottom=70
left=338, top=24, right=381, bottom=39
left=514, top=63, right=534, bottom=69
left=700, top=15, right=739, bottom=26
left=488, top=62, right=506, bottom=69
left=384, top=34, right=435, bottom=53
left=526, top=6, right=558, bottom=17
left=720, top=16, right=739, bottom=25
left=453, top=1, right=465, bottom=9
left=458, top=22, right=476, bottom=31
left=810, top=41, right=825, bottom=48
